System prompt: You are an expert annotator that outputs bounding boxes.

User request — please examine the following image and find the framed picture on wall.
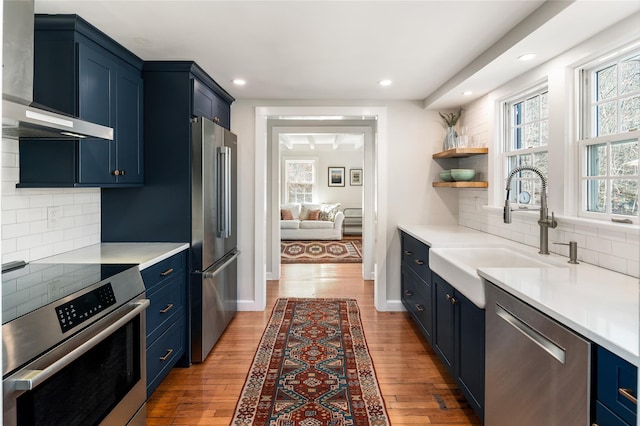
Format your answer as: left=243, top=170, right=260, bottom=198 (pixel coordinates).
left=350, top=169, right=362, bottom=186
left=328, top=167, right=345, bottom=187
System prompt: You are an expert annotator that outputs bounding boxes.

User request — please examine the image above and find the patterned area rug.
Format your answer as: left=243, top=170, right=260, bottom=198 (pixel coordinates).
left=231, top=298, right=389, bottom=426
left=281, top=239, right=362, bottom=264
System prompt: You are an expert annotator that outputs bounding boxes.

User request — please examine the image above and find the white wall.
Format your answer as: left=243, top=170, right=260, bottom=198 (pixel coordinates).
left=280, top=149, right=363, bottom=209
left=230, top=99, right=458, bottom=311
left=454, top=15, right=640, bottom=278
left=1, top=137, right=101, bottom=264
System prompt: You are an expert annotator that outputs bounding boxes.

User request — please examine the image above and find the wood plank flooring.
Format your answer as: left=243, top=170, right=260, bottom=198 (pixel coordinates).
left=146, top=263, right=481, bottom=425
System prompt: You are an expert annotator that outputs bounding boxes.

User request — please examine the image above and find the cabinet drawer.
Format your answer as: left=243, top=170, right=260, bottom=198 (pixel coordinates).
left=141, top=251, right=187, bottom=293
left=597, top=346, right=638, bottom=426
left=146, top=317, right=185, bottom=397
left=595, top=401, right=631, bottom=426
left=401, top=232, right=430, bottom=282
left=401, top=265, right=432, bottom=343
left=146, top=276, right=186, bottom=344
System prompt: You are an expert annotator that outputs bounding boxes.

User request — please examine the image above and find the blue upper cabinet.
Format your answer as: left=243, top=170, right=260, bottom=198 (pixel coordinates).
left=19, top=14, right=143, bottom=187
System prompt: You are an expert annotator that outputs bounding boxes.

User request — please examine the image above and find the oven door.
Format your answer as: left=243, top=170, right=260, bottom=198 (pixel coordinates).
left=3, top=298, right=149, bottom=426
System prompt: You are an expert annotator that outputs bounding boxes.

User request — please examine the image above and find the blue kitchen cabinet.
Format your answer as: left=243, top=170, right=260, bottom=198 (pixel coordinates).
left=399, top=231, right=485, bottom=421
left=19, top=14, right=143, bottom=187
left=142, top=250, right=188, bottom=397
left=433, top=272, right=485, bottom=420
left=400, top=232, right=433, bottom=344
left=595, top=346, right=637, bottom=426
left=192, top=77, right=231, bottom=129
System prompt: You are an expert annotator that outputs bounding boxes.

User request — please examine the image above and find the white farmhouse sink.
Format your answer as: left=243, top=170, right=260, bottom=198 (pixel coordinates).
left=429, top=247, right=566, bottom=308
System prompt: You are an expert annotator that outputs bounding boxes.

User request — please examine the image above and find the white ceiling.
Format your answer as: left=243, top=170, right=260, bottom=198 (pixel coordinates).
left=280, top=133, right=364, bottom=151
left=34, top=1, right=640, bottom=109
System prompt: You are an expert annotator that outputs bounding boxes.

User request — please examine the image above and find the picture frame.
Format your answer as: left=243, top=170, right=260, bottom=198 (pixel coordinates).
left=350, top=169, right=363, bottom=186
left=328, top=167, right=345, bottom=187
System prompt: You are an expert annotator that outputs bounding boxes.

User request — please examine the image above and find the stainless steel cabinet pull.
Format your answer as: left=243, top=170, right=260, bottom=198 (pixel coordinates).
left=159, top=304, right=174, bottom=314
left=404, top=250, right=413, bottom=256
left=414, top=259, right=425, bottom=265
left=160, top=268, right=174, bottom=276
left=619, top=387, right=637, bottom=405
left=450, top=297, right=457, bottom=305
left=159, top=349, right=174, bottom=361
left=404, top=290, right=413, bottom=297
left=446, top=294, right=452, bottom=300
left=415, top=304, right=425, bottom=312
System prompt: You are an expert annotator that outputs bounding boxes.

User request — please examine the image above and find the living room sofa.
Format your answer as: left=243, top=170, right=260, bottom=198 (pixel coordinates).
left=280, top=202, right=344, bottom=240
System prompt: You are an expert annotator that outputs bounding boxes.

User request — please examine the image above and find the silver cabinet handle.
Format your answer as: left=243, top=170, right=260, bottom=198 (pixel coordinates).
left=619, top=387, right=637, bottom=405
left=404, top=290, right=413, bottom=297
left=13, top=299, right=150, bottom=391
left=404, top=250, right=413, bottom=256
left=159, top=303, right=174, bottom=314
left=159, top=349, right=174, bottom=361
left=414, top=259, right=425, bottom=265
left=415, top=304, right=425, bottom=312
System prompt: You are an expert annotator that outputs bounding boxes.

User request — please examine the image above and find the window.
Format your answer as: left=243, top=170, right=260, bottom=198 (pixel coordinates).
left=284, top=159, right=316, bottom=203
left=579, top=48, right=640, bottom=222
left=502, top=86, right=549, bottom=207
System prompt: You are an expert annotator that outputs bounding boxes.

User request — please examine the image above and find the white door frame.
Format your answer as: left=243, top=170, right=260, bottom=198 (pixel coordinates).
left=269, top=125, right=374, bottom=281
left=254, top=106, right=388, bottom=311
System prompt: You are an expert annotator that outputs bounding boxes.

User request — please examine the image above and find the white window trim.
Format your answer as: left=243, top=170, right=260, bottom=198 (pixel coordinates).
left=281, top=156, right=319, bottom=203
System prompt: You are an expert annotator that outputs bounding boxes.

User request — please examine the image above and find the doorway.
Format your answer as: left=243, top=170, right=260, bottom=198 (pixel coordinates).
left=253, top=106, right=388, bottom=312
left=269, top=123, right=374, bottom=281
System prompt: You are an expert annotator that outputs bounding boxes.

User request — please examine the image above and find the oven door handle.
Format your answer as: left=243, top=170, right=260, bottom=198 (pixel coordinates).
left=12, top=299, right=150, bottom=391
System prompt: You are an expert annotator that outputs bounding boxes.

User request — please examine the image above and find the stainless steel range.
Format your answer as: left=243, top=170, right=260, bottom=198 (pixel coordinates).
left=2, top=261, right=150, bottom=426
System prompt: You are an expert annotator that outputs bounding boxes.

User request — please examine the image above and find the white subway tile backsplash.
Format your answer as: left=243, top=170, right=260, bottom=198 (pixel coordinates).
left=586, top=236, right=611, bottom=253
left=628, top=260, right=639, bottom=277
left=2, top=137, right=101, bottom=263
left=599, top=253, right=628, bottom=273
left=611, top=241, right=638, bottom=261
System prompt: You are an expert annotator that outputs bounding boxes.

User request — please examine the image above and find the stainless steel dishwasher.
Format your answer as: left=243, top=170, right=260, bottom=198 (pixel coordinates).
left=485, top=283, right=591, bottom=426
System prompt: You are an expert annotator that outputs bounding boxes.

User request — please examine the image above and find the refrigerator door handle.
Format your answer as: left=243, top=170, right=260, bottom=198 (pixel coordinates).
left=217, top=145, right=232, bottom=238
left=200, top=251, right=240, bottom=279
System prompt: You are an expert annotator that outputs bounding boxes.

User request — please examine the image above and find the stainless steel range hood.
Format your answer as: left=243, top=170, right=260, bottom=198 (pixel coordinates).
left=2, top=0, right=113, bottom=140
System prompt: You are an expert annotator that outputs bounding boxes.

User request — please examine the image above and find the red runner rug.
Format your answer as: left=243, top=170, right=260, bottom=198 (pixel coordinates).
left=281, top=239, right=362, bottom=264
left=231, top=298, right=389, bottom=426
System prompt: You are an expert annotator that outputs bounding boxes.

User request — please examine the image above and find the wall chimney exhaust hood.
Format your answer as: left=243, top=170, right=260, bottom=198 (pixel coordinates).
left=2, top=0, right=113, bottom=140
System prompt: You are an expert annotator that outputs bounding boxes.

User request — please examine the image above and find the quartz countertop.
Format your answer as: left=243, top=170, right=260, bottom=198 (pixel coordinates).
left=34, top=242, right=189, bottom=271
left=398, top=224, right=639, bottom=366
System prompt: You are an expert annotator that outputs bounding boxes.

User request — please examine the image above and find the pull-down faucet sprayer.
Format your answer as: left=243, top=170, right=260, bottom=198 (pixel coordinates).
left=503, top=166, right=557, bottom=254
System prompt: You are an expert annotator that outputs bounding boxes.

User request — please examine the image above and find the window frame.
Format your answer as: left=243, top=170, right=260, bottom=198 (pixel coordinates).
left=282, top=157, right=318, bottom=204
left=501, top=83, right=550, bottom=209
left=577, top=46, right=640, bottom=224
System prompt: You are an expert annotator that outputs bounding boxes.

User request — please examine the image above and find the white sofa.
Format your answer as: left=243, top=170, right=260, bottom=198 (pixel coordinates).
left=280, top=202, right=344, bottom=240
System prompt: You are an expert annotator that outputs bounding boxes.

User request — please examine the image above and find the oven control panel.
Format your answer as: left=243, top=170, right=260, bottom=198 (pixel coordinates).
left=55, top=283, right=117, bottom=333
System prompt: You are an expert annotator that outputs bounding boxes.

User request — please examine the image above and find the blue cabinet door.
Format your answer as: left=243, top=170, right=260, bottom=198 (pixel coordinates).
left=78, top=42, right=117, bottom=184
left=115, top=65, right=144, bottom=184
left=433, top=273, right=455, bottom=376
left=456, top=291, right=485, bottom=420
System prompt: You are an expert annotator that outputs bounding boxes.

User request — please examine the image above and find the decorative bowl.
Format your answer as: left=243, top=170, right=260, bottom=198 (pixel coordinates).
left=439, top=170, right=453, bottom=182
left=451, top=169, right=476, bottom=181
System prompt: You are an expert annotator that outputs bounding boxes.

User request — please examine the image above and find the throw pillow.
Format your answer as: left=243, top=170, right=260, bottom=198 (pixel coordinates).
left=281, top=209, right=294, bottom=220
left=319, top=203, right=341, bottom=221
left=306, top=209, right=321, bottom=220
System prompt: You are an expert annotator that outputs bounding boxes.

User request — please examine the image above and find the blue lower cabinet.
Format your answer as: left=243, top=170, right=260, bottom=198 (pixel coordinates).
left=142, top=250, right=188, bottom=397
left=146, top=319, right=185, bottom=397
left=596, top=346, right=638, bottom=426
left=401, top=265, right=433, bottom=344
left=456, top=290, right=485, bottom=420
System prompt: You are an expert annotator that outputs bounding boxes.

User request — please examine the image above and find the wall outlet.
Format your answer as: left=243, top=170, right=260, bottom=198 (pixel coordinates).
left=47, top=207, right=61, bottom=229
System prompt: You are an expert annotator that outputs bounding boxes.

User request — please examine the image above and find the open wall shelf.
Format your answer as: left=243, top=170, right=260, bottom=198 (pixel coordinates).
left=432, top=181, right=488, bottom=188
left=432, top=147, right=488, bottom=159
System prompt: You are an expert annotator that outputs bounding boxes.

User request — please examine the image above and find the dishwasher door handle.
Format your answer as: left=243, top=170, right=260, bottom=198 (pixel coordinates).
left=496, top=303, right=566, bottom=364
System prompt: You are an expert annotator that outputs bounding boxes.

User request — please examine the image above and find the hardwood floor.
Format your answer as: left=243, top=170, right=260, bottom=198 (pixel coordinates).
left=146, top=263, right=481, bottom=425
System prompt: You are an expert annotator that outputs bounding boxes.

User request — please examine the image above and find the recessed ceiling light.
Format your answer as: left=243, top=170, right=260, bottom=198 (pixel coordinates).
left=232, top=79, right=246, bottom=86
left=378, top=79, right=392, bottom=86
left=463, top=91, right=473, bottom=96
left=518, top=53, right=536, bottom=61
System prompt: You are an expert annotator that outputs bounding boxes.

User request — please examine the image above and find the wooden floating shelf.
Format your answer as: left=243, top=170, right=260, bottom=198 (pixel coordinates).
left=432, top=147, right=488, bottom=159
left=432, top=181, right=489, bottom=188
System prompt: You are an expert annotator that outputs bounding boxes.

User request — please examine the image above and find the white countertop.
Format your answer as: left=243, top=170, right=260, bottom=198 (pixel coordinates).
left=398, top=224, right=639, bottom=366
left=34, top=242, right=189, bottom=270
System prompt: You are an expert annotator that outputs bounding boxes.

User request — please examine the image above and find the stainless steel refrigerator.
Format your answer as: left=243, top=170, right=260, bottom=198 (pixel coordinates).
left=190, top=116, right=239, bottom=362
